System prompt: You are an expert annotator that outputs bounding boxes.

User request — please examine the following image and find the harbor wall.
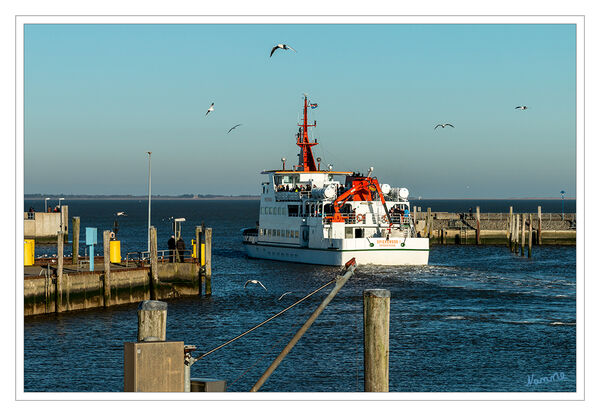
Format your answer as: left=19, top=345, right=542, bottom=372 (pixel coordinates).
left=412, top=211, right=576, bottom=245
left=24, top=263, right=201, bottom=317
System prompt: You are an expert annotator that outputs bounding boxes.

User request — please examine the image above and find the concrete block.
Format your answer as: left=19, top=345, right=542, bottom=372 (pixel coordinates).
left=190, top=378, right=227, bottom=392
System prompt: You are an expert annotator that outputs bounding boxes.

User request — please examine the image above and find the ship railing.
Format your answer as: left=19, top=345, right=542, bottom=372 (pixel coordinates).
left=274, top=190, right=312, bottom=201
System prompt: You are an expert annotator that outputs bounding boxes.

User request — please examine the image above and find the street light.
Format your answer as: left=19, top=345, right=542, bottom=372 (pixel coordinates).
left=147, top=151, right=152, bottom=252
left=44, top=197, right=50, bottom=212
left=561, top=190, right=565, bottom=220
left=58, top=198, right=65, bottom=233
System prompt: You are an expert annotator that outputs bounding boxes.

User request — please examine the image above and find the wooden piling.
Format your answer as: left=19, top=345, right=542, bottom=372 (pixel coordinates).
left=363, top=289, right=390, bottom=392
left=508, top=206, right=513, bottom=248
left=475, top=206, right=481, bottom=245
left=514, top=215, right=520, bottom=254
left=205, top=227, right=212, bottom=296
left=441, top=228, right=445, bottom=245
left=150, top=226, right=159, bottom=300
left=427, top=207, right=432, bottom=239
left=509, top=214, right=514, bottom=251
left=137, top=300, right=167, bottom=342
left=413, top=205, right=417, bottom=229
left=56, top=231, right=64, bottom=313
left=521, top=214, right=526, bottom=256
left=528, top=213, right=533, bottom=258
left=72, top=216, right=80, bottom=265
left=103, top=230, right=111, bottom=307
left=538, top=206, right=543, bottom=245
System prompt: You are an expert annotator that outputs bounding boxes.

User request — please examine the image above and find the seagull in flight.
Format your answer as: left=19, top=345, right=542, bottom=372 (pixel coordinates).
left=244, top=280, right=267, bottom=291
left=515, top=106, right=528, bottom=110
left=116, top=212, right=127, bottom=217
left=278, top=292, right=293, bottom=301
left=227, top=124, right=242, bottom=134
left=270, top=44, right=296, bottom=57
left=205, top=103, right=214, bottom=116
left=434, top=123, right=454, bottom=129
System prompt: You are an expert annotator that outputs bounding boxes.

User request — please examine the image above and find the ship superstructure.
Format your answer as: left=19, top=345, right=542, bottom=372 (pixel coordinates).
left=242, top=96, right=429, bottom=265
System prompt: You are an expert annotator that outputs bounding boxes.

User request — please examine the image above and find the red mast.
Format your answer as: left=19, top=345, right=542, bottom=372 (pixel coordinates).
left=296, top=96, right=318, bottom=171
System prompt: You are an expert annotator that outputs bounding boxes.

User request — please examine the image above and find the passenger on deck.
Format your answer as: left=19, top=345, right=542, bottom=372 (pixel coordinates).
left=168, top=235, right=176, bottom=262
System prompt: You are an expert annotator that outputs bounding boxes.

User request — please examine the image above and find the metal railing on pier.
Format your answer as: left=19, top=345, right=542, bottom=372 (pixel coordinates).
left=125, top=249, right=195, bottom=267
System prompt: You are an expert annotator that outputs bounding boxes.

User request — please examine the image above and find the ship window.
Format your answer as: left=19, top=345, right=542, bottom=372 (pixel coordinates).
left=294, top=230, right=298, bottom=238
left=278, top=207, right=283, bottom=215
left=345, top=227, right=353, bottom=238
left=286, top=230, right=290, bottom=238
left=268, top=207, right=273, bottom=215
left=355, top=228, right=364, bottom=238
left=288, top=204, right=299, bottom=217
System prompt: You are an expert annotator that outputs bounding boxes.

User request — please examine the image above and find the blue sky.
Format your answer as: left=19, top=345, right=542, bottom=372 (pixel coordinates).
left=24, top=23, right=576, bottom=197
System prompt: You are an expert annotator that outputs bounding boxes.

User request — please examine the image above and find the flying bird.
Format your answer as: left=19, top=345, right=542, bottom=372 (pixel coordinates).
left=434, top=123, right=454, bottom=129
left=205, top=103, right=214, bottom=116
left=278, top=292, right=293, bottom=301
left=116, top=212, right=127, bottom=217
left=227, top=124, right=242, bottom=134
left=515, top=106, right=528, bottom=110
left=244, top=279, right=267, bottom=291
left=270, top=44, right=296, bottom=57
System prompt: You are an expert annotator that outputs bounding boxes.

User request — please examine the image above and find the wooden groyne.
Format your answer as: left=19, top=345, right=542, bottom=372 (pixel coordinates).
left=24, top=225, right=212, bottom=317
left=413, top=207, right=576, bottom=245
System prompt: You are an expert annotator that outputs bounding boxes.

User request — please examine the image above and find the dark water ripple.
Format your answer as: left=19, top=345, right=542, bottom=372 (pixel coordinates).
left=24, top=200, right=576, bottom=392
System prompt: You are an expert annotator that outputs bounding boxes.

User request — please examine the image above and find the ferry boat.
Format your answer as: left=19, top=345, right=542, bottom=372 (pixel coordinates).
left=242, top=96, right=429, bottom=266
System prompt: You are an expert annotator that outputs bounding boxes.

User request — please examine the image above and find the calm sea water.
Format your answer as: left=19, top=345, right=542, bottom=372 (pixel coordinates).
left=23, top=199, right=576, bottom=392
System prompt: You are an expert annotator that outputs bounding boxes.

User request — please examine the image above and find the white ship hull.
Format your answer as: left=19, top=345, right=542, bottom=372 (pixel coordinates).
left=244, top=237, right=429, bottom=266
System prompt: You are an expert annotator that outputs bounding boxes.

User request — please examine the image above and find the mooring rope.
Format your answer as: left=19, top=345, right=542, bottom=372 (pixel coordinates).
left=194, top=277, right=337, bottom=361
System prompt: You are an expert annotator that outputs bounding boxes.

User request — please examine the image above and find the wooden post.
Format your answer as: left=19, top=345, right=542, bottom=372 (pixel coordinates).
left=476, top=206, right=481, bottom=245
left=427, top=207, right=432, bottom=238
left=413, top=205, right=417, bottom=232
left=196, top=227, right=204, bottom=295
left=137, top=300, right=167, bottom=342
left=520, top=214, right=525, bottom=256
left=72, top=216, right=80, bottom=265
left=441, top=228, right=445, bottom=245
left=150, top=226, right=159, bottom=300
left=103, top=230, right=111, bottom=307
left=537, top=206, right=542, bottom=245
left=363, top=289, right=390, bottom=392
left=514, top=215, right=520, bottom=254
left=56, top=231, right=64, bottom=313
left=508, top=206, right=513, bottom=248
left=528, top=213, right=533, bottom=258
left=205, top=228, right=212, bottom=296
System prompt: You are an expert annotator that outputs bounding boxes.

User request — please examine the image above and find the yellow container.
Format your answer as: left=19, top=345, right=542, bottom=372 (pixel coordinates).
left=109, top=240, right=121, bottom=263
left=192, top=240, right=205, bottom=266
left=24, top=239, right=35, bottom=266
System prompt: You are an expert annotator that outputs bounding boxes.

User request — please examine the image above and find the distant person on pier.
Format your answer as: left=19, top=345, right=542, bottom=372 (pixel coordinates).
left=28, top=206, right=34, bottom=212
left=176, top=238, right=185, bottom=262
left=168, top=235, right=176, bottom=262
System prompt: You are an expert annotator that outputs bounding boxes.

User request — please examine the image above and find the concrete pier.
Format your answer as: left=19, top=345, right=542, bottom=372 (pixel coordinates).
left=414, top=210, right=575, bottom=245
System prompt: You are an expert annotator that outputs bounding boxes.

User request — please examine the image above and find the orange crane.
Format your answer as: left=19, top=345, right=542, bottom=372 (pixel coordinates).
left=326, top=176, right=392, bottom=224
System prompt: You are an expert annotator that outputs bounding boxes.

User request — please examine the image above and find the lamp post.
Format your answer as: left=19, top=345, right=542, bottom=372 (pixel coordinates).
left=560, top=190, right=565, bottom=220
left=44, top=197, right=50, bottom=212
left=147, top=151, right=152, bottom=253
left=58, top=197, right=65, bottom=233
